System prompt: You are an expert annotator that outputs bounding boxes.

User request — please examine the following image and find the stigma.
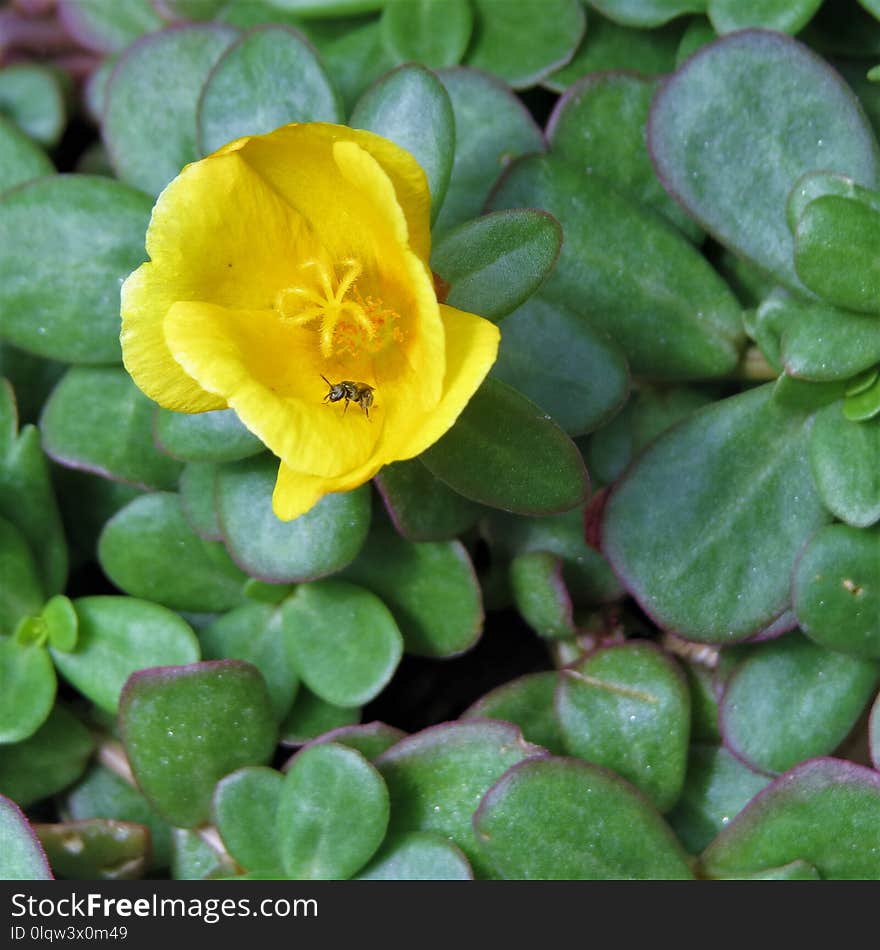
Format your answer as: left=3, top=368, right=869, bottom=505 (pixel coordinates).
left=276, top=256, right=402, bottom=358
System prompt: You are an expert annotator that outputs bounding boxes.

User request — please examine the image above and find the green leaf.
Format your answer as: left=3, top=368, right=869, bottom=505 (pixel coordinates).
left=213, top=766, right=283, bottom=874
left=315, top=20, right=395, bottom=115
left=0, top=63, right=66, bottom=146
left=197, top=25, right=342, bottom=156
left=99, top=492, right=248, bottom=612
left=380, top=0, right=472, bottom=68
left=0, top=116, right=53, bottom=194
left=491, top=154, right=743, bottom=379
left=104, top=24, right=238, bottom=195
left=490, top=295, right=630, bottom=437
left=35, top=819, right=149, bottom=880
left=43, top=596, right=78, bottom=652
left=263, top=0, right=386, bottom=15
left=200, top=602, right=299, bottom=721
left=0, top=517, right=45, bottom=635
left=15, top=616, right=46, bottom=647
left=465, top=0, right=585, bottom=89
left=809, top=405, right=880, bottom=528
left=649, top=30, right=880, bottom=293
left=871, top=694, right=880, bottom=771
left=848, top=369, right=879, bottom=397
left=59, top=0, right=164, bottom=53
left=720, top=633, right=879, bottom=773
left=375, top=720, right=540, bottom=878
left=0, top=175, right=152, bottom=362
left=421, top=377, right=589, bottom=515
left=509, top=551, right=577, bottom=640
left=216, top=455, right=371, bottom=582
left=844, top=373, right=880, bottom=422
left=342, top=518, right=482, bottom=658
left=357, top=831, right=473, bottom=880
left=754, top=290, right=880, bottom=383
left=793, top=524, right=880, bottom=659
left=675, top=16, right=716, bottom=65
left=431, top=210, right=562, bottom=321
left=556, top=642, right=691, bottom=811
left=120, top=660, right=277, bottom=828
left=588, top=0, right=707, bottom=28
left=0, top=381, right=67, bottom=594
left=0, top=637, right=55, bottom=743
left=303, top=721, right=405, bottom=761
left=73, top=141, right=114, bottom=177
left=53, top=469, right=141, bottom=567
left=433, top=67, right=544, bottom=238
left=700, top=758, right=880, bottom=879
left=603, top=385, right=830, bottom=643
left=462, top=671, right=567, bottom=755
left=277, top=742, right=389, bottom=879
left=718, top=248, right=777, bottom=309
left=41, top=367, right=183, bottom=490
left=0, top=795, right=52, bottom=879
left=66, top=766, right=173, bottom=871
left=179, top=462, right=222, bottom=540
left=154, top=0, right=230, bottom=18
left=171, top=827, right=238, bottom=880
left=282, top=580, right=403, bottom=707
left=0, top=705, right=94, bottom=808
left=683, top=661, right=721, bottom=743
left=0, top=347, right=64, bottom=426
left=154, top=407, right=264, bottom=463
left=487, top=505, right=624, bottom=608
left=785, top=170, right=880, bottom=234
left=717, top=860, right=822, bottom=881
left=374, top=459, right=483, bottom=541
left=771, top=373, right=847, bottom=413
left=794, top=195, right=880, bottom=316
left=279, top=685, right=360, bottom=744
left=544, top=14, right=682, bottom=92
left=217, top=0, right=339, bottom=29
left=50, top=596, right=200, bottom=714
left=350, top=64, right=454, bottom=222
left=548, top=72, right=702, bottom=241
left=666, top=745, right=771, bottom=854
left=586, top=384, right=713, bottom=485
left=244, top=579, right=294, bottom=604
left=833, top=56, right=880, bottom=138
left=474, top=756, right=695, bottom=879
left=83, top=57, right=117, bottom=124
left=708, top=0, right=823, bottom=34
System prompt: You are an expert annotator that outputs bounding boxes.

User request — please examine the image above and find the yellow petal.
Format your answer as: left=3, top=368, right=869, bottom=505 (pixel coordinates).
left=121, top=150, right=310, bottom=412
left=231, top=123, right=430, bottom=263
left=333, top=139, right=409, bottom=249
left=121, top=264, right=226, bottom=412
left=367, top=248, right=445, bottom=412
left=272, top=304, right=499, bottom=520
left=233, top=125, right=421, bottom=271
left=342, top=127, right=432, bottom=262
left=163, top=301, right=383, bottom=478
left=272, top=457, right=383, bottom=522
left=383, top=304, right=501, bottom=461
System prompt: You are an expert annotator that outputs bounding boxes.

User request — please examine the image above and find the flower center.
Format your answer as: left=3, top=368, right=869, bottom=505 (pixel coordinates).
left=276, top=256, right=403, bottom=359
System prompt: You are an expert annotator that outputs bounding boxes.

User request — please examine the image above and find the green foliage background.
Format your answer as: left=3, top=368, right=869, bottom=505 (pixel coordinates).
left=0, top=0, right=879, bottom=881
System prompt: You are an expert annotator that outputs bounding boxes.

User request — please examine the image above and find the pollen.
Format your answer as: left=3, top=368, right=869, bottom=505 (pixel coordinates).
left=276, top=256, right=403, bottom=358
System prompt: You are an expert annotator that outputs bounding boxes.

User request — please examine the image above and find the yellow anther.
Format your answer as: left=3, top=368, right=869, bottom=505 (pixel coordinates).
left=334, top=259, right=362, bottom=302
left=276, top=256, right=401, bottom=358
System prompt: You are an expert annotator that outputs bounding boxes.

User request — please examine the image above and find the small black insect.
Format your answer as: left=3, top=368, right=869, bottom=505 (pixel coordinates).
left=321, top=375, right=375, bottom=418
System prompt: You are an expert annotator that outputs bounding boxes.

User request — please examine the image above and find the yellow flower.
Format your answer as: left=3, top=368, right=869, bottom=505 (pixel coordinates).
left=120, top=123, right=500, bottom=520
